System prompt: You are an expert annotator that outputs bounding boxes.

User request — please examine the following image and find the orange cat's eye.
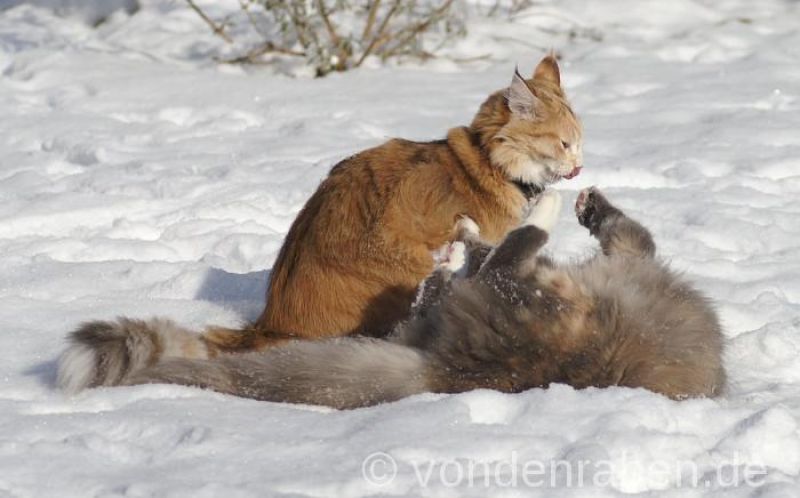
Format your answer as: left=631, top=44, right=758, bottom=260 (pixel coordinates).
left=561, top=140, right=570, bottom=149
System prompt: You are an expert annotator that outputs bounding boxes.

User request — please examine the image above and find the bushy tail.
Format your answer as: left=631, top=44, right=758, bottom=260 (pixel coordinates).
left=57, top=317, right=287, bottom=394
left=57, top=318, right=204, bottom=393
left=58, top=318, right=431, bottom=409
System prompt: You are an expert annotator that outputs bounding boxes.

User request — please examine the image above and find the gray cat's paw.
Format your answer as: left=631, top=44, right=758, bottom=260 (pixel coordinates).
left=433, top=241, right=467, bottom=274
left=576, top=186, right=611, bottom=231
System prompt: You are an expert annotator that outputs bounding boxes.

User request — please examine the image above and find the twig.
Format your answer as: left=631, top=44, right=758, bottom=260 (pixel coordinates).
left=361, top=0, right=382, bottom=41
left=184, top=0, right=233, bottom=44
left=275, top=2, right=308, bottom=50
left=239, top=0, right=269, bottom=39
left=382, top=0, right=455, bottom=60
left=316, top=0, right=341, bottom=47
left=220, top=41, right=306, bottom=64
left=315, top=0, right=349, bottom=69
left=355, top=0, right=402, bottom=67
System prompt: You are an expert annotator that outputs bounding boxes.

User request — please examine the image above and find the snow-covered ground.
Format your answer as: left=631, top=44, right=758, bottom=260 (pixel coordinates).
left=1, top=0, right=800, bottom=496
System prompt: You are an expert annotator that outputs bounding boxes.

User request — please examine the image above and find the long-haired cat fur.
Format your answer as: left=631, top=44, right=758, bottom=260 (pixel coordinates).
left=83, top=55, right=584, bottom=366
left=58, top=187, right=725, bottom=405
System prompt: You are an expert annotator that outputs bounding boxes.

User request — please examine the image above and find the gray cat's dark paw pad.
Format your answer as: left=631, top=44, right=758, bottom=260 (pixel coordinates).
left=575, top=186, right=600, bottom=228
left=576, top=187, right=618, bottom=233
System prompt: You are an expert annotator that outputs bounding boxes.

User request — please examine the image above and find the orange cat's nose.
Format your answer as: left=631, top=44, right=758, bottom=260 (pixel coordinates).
left=564, top=166, right=582, bottom=179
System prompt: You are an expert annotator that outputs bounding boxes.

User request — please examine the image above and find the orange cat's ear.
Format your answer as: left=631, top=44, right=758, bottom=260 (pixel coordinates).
left=507, top=67, right=540, bottom=119
left=533, top=55, right=561, bottom=86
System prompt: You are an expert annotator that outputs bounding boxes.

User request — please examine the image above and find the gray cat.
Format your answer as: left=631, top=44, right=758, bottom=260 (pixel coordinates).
left=57, top=187, right=725, bottom=408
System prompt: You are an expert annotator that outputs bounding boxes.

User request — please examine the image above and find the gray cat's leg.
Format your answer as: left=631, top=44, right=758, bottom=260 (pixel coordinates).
left=411, top=215, right=494, bottom=316
left=575, top=187, right=655, bottom=258
left=392, top=262, right=455, bottom=346
left=411, top=235, right=470, bottom=317
left=419, top=213, right=495, bottom=297
left=478, top=190, right=561, bottom=277
left=411, top=265, right=452, bottom=316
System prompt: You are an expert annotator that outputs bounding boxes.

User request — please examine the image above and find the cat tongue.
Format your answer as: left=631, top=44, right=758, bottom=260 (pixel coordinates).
left=563, top=166, right=582, bottom=179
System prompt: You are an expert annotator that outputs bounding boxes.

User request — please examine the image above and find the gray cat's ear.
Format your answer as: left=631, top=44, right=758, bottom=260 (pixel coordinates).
left=507, top=67, right=539, bottom=119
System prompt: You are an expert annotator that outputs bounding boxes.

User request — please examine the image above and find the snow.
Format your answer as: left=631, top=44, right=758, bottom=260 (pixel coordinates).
left=1, top=0, right=800, bottom=496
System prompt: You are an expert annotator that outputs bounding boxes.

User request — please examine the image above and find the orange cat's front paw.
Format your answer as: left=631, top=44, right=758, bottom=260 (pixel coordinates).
left=523, top=189, right=562, bottom=233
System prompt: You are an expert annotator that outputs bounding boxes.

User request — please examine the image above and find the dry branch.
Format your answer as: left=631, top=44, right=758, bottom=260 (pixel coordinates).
left=185, top=0, right=233, bottom=43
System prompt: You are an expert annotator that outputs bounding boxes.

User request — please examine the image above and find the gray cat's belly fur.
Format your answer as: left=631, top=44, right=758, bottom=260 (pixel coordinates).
left=57, top=188, right=725, bottom=409
left=567, top=256, right=724, bottom=396
left=390, top=253, right=723, bottom=404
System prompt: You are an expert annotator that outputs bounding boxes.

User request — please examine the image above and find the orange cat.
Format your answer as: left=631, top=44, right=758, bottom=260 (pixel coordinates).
left=59, top=55, right=584, bottom=389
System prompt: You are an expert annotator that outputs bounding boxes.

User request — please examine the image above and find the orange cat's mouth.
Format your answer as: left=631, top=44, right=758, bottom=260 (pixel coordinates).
left=563, top=166, right=582, bottom=180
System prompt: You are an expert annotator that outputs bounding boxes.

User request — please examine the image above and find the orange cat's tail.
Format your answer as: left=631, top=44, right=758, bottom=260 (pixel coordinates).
left=57, top=318, right=289, bottom=393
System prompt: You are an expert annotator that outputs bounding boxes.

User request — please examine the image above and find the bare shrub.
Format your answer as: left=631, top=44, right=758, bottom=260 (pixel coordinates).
left=186, top=0, right=466, bottom=76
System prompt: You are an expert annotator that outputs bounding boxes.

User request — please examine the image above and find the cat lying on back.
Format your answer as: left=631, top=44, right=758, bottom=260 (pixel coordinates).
left=57, top=55, right=584, bottom=380
left=58, top=187, right=725, bottom=406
